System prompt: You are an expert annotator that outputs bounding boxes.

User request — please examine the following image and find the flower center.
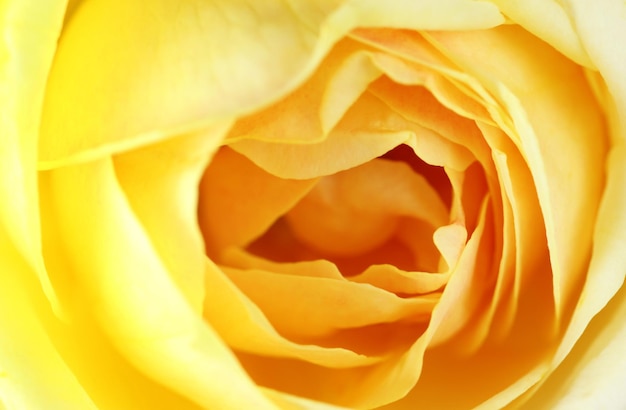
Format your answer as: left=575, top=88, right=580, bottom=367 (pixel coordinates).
left=284, top=175, right=399, bottom=257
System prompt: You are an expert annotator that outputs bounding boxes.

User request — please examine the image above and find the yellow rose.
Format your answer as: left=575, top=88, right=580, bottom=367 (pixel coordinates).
left=1, top=0, right=625, bottom=409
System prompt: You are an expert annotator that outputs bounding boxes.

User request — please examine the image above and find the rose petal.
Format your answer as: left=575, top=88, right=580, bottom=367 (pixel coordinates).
left=113, top=124, right=229, bottom=312
left=523, top=0, right=626, bottom=404
left=226, top=38, right=383, bottom=146
left=477, top=122, right=550, bottom=342
left=381, top=204, right=555, bottom=409
left=42, top=158, right=276, bottom=409
left=0, top=234, right=96, bottom=409
left=203, top=257, right=381, bottom=368
left=224, top=265, right=437, bottom=341
left=367, top=76, right=491, bottom=167
left=284, top=158, right=448, bottom=257
left=0, top=0, right=64, bottom=315
left=349, top=264, right=450, bottom=295
left=38, top=0, right=341, bottom=167
left=350, top=28, right=500, bottom=124
left=425, top=25, right=607, bottom=320
left=198, top=147, right=318, bottom=256
left=261, top=387, right=352, bottom=410
left=484, top=0, right=593, bottom=67
left=427, top=196, right=494, bottom=346
left=328, top=0, right=503, bottom=32
left=233, top=89, right=474, bottom=179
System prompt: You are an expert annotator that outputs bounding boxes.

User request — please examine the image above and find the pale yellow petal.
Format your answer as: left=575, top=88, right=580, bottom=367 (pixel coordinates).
left=519, top=279, right=626, bottom=409
left=113, top=124, right=230, bottom=312
left=522, top=0, right=626, bottom=405
left=39, top=0, right=342, bottom=167
left=262, top=388, right=351, bottom=410
left=42, top=159, right=276, bottom=409
left=327, top=0, right=503, bottom=32
left=485, top=0, right=593, bottom=67
left=0, top=233, right=96, bottom=409
left=0, top=0, right=66, bottom=315
left=40, top=205, right=204, bottom=408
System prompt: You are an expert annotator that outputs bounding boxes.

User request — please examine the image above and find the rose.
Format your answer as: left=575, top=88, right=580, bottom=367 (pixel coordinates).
left=1, top=1, right=626, bottom=409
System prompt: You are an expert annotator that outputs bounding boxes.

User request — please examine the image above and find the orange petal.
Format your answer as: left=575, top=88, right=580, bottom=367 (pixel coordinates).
left=285, top=158, right=448, bottom=257
left=426, top=25, right=607, bottom=321
left=203, top=257, right=380, bottom=368
left=224, top=265, right=437, bottom=340
left=198, top=147, right=318, bottom=256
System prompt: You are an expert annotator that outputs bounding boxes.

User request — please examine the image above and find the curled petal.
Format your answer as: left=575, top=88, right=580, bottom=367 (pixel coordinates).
left=42, top=159, right=277, bottom=409
left=0, top=0, right=65, bottom=315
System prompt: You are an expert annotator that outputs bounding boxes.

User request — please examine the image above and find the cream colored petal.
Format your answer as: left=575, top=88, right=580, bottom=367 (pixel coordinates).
left=485, top=0, right=593, bottom=67
left=522, top=0, right=626, bottom=405
left=0, top=0, right=66, bottom=315
left=327, top=0, right=503, bottom=32
left=0, top=233, right=96, bottom=409
left=203, top=258, right=381, bottom=368
left=426, top=25, right=607, bottom=321
left=198, top=147, right=318, bottom=255
left=519, top=277, right=626, bottom=409
left=43, top=159, right=277, bottom=409
left=38, top=0, right=341, bottom=168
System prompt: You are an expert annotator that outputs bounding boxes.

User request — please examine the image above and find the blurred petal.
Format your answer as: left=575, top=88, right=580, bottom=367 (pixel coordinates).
left=0, top=232, right=96, bottom=409
left=262, top=388, right=351, bottom=410
left=0, top=0, right=66, bottom=314
left=43, top=159, right=277, bottom=409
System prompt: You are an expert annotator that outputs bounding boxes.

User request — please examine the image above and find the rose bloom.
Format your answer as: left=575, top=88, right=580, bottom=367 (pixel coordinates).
left=1, top=0, right=626, bottom=409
